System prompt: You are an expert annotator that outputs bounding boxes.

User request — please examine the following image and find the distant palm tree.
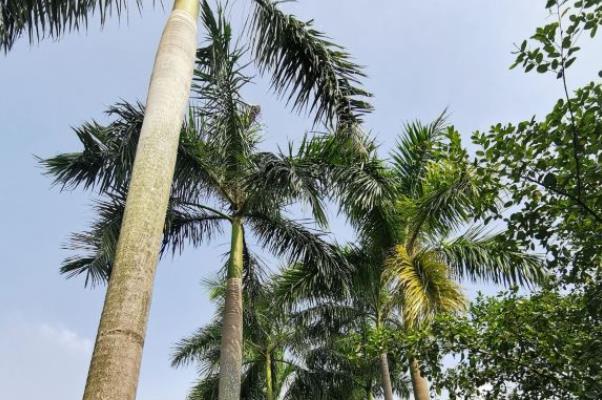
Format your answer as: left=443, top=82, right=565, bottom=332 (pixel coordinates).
left=174, top=262, right=408, bottom=400
left=42, top=4, right=373, bottom=398
left=280, top=248, right=413, bottom=400
left=278, top=116, right=546, bottom=400
left=172, top=269, right=299, bottom=400
left=379, top=117, right=545, bottom=399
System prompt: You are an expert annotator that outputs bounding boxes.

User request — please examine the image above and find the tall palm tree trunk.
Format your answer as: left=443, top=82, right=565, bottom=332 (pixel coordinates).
left=265, top=351, right=274, bottom=400
left=82, top=2, right=199, bottom=399
left=409, top=357, right=430, bottom=400
left=219, top=217, right=244, bottom=400
left=379, top=352, right=395, bottom=400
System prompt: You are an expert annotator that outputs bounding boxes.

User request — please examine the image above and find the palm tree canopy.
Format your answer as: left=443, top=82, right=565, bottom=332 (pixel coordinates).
left=41, top=2, right=352, bottom=288
left=275, top=250, right=412, bottom=399
left=3, top=0, right=372, bottom=130
left=277, top=115, right=547, bottom=332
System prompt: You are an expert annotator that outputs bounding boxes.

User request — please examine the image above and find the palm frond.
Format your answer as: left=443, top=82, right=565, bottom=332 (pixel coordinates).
left=385, top=245, right=467, bottom=327
left=245, top=148, right=328, bottom=227
left=294, top=302, right=366, bottom=342
left=407, top=160, right=479, bottom=245
left=61, top=195, right=226, bottom=287
left=171, top=108, right=232, bottom=203
left=292, top=133, right=393, bottom=230
left=162, top=200, right=227, bottom=255
left=250, top=0, right=372, bottom=127
left=187, top=375, right=220, bottom=400
left=194, top=1, right=258, bottom=179
left=40, top=101, right=228, bottom=205
left=40, top=101, right=144, bottom=192
left=433, top=227, right=546, bottom=287
left=0, top=0, right=142, bottom=51
left=171, top=321, right=223, bottom=369
left=248, top=212, right=350, bottom=296
left=60, top=192, right=124, bottom=287
left=390, top=112, right=448, bottom=197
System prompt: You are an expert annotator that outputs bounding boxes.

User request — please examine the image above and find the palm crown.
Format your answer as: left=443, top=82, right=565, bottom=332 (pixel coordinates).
left=276, top=114, right=546, bottom=399
left=42, top=2, right=351, bottom=288
left=3, top=0, right=372, bottom=127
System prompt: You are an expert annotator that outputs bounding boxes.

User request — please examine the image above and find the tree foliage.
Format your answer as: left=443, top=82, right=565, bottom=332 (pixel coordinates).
left=419, top=1, right=602, bottom=398
left=410, top=284, right=602, bottom=399
left=474, top=0, right=602, bottom=280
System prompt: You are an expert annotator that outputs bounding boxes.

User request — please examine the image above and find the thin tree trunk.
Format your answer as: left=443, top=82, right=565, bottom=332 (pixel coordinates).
left=218, top=217, right=244, bottom=400
left=81, top=2, right=198, bottom=400
left=409, top=357, right=430, bottom=400
left=265, top=351, right=274, bottom=400
left=379, top=352, right=395, bottom=400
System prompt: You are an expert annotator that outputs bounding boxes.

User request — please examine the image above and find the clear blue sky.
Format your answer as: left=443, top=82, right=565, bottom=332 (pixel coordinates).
left=0, top=1, right=599, bottom=399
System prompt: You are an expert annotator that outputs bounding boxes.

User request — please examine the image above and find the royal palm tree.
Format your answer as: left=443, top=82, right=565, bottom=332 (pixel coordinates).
left=8, top=2, right=199, bottom=398
left=278, top=116, right=546, bottom=400
left=378, top=117, right=545, bottom=400
left=42, top=4, right=374, bottom=398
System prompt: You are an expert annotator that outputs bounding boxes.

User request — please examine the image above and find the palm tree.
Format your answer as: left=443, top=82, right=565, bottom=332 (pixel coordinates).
left=29, top=1, right=371, bottom=398
left=377, top=117, right=545, bottom=400
left=278, top=116, right=546, bottom=400
left=277, top=248, right=413, bottom=400
left=172, top=267, right=299, bottom=400
left=279, top=248, right=413, bottom=400
left=7, top=2, right=199, bottom=399
left=42, top=4, right=373, bottom=398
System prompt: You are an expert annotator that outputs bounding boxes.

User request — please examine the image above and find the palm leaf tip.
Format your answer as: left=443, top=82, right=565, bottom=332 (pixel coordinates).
left=0, top=0, right=143, bottom=51
left=250, top=0, right=372, bottom=127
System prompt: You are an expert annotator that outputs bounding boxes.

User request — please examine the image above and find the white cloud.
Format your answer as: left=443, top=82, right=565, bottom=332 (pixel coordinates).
left=0, top=313, right=92, bottom=399
left=38, top=323, right=93, bottom=355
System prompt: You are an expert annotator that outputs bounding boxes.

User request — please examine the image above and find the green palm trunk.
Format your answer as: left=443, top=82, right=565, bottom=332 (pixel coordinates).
left=265, top=351, right=274, bottom=400
left=219, top=217, right=245, bottom=400
left=82, top=2, right=199, bottom=399
left=404, top=244, right=430, bottom=400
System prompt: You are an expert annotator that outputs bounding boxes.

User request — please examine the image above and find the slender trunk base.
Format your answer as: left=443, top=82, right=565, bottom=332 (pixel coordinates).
left=82, top=3, right=197, bottom=400
left=218, top=219, right=244, bottom=400
left=265, top=351, right=274, bottom=400
left=379, top=352, right=395, bottom=400
left=409, top=357, right=430, bottom=400
left=218, top=278, right=243, bottom=400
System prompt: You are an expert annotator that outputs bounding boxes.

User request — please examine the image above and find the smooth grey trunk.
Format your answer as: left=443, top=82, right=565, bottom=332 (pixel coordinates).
left=379, top=352, right=395, bottom=400
left=218, top=218, right=244, bottom=400
left=409, top=357, right=430, bottom=400
left=81, top=2, right=198, bottom=400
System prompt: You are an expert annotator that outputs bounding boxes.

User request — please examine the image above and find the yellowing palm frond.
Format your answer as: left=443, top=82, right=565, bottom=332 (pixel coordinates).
left=385, top=245, right=467, bottom=328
